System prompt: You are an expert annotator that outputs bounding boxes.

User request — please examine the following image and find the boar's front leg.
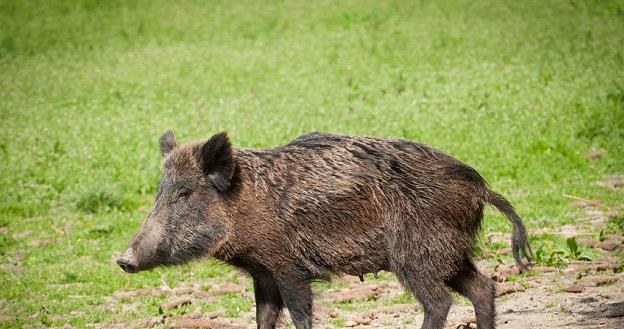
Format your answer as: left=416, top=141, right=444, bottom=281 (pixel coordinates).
left=252, top=271, right=284, bottom=329
left=275, top=275, right=313, bottom=329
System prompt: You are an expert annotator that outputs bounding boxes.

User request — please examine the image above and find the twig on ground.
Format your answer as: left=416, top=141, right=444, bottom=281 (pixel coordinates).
left=562, top=194, right=611, bottom=210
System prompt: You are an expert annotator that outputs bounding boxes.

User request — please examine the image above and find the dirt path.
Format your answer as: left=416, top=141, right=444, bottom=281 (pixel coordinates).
left=97, top=262, right=623, bottom=329
left=364, top=269, right=624, bottom=329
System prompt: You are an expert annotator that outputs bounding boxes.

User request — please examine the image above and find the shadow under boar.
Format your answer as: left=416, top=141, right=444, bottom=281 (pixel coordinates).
left=116, top=131, right=532, bottom=329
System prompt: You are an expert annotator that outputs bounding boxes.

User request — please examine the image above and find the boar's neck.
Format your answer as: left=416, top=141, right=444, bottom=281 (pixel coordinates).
left=211, top=149, right=279, bottom=265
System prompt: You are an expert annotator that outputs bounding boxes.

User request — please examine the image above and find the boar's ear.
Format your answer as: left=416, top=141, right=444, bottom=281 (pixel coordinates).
left=159, top=130, right=177, bottom=157
left=199, top=132, right=234, bottom=192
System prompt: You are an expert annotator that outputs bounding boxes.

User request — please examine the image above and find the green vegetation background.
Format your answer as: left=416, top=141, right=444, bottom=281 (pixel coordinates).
left=0, top=0, right=622, bottom=327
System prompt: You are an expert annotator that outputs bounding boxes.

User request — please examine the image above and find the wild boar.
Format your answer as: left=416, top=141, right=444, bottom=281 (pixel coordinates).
left=116, top=131, right=531, bottom=329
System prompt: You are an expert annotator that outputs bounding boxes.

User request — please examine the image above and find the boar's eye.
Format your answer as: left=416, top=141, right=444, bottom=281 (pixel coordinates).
left=177, top=189, right=191, bottom=201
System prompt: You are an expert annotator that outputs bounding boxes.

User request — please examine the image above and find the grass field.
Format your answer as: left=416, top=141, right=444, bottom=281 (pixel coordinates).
left=1, top=0, right=623, bottom=328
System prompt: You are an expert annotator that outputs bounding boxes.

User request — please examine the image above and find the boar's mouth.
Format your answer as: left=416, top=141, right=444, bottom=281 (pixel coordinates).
left=116, top=248, right=141, bottom=273
left=116, top=255, right=140, bottom=273
left=117, top=241, right=171, bottom=273
left=117, top=225, right=225, bottom=273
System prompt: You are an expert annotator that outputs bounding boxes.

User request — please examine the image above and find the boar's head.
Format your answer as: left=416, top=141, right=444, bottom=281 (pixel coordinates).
left=116, top=130, right=235, bottom=273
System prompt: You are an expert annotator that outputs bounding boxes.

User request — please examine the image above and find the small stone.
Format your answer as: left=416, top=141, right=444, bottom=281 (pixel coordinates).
left=563, top=284, right=584, bottom=293
left=207, top=311, right=224, bottom=319
left=496, top=282, right=525, bottom=297
left=586, top=150, right=604, bottom=159
left=191, top=290, right=212, bottom=301
left=345, top=320, right=358, bottom=327
left=577, top=238, right=598, bottom=248
left=159, top=297, right=192, bottom=313
left=355, top=316, right=372, bottom=325
left=209, top=283, right=246, bottom=295
left=596, top=241, right=619, bottom=251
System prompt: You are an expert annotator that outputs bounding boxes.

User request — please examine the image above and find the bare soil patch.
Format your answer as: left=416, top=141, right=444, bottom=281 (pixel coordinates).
left=95, top=263, right=622, bottom=329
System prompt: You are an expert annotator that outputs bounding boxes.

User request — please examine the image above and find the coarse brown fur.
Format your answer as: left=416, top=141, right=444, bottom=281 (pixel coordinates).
left=117, top=131, right=532, bottom=329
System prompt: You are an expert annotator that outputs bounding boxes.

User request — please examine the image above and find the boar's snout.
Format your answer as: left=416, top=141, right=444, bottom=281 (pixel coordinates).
left=116, top=249, right=139, bottom=273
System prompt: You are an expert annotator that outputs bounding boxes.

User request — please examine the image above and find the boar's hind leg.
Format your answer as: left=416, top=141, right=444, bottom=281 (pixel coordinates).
left=252, top=271, right=284, bottom=329
left=396, top=269, right=452, bottom=329
left=447, top=259, right=496, bottom=329
left=275, top=276, right=313, bottom=329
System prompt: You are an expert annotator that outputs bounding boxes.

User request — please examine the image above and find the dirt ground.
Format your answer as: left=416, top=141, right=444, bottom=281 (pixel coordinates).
left=356, top=266, right=624, bottom=329
left=95, top=260, right=623, bottom=329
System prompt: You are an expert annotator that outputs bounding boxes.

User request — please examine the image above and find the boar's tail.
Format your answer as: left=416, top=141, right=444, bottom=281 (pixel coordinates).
left=486, top=190, right=533, bottom=272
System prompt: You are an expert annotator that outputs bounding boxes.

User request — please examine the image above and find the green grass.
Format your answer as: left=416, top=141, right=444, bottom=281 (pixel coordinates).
left=1, top=0, right=623, bottom=328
